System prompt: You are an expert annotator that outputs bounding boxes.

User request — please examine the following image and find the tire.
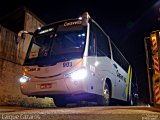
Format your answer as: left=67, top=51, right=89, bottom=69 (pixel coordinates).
left=97, top=83, right=110, bottom=106
left=129, top=95, right=134, bottom=106
left=53, top=97, right=67, bottom=107
left=127, top=93, right=137, bottom=106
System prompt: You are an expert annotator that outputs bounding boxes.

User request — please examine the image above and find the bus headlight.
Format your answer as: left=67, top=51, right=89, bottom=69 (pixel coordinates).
left=65, top=68, right=87, bottom=80
left=70, top=68, right=87, bottom=80
left=19, top=76, right=30, bottom=83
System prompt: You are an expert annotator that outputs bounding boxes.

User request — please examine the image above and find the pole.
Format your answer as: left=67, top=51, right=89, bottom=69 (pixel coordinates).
left=144, top=37, right=154, bottom=105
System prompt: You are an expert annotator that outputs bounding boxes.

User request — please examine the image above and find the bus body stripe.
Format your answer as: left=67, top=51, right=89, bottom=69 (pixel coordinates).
left=126, top=65, right=131, bottom=98
left=129, top=67, right=132, bottom=98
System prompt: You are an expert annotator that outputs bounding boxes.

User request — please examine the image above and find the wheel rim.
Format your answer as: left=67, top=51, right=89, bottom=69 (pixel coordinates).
left=103, top=85, right=110, bottom=104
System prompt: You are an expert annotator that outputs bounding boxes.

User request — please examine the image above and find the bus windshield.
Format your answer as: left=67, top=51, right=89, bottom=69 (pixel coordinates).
left=24, top=22, right=87, bottom=66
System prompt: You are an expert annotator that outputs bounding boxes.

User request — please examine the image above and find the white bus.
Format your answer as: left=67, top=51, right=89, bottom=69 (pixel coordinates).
left=18, top=12, right=138, bottom=107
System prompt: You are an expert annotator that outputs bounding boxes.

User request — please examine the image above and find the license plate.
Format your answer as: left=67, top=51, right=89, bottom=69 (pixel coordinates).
left=40, top=83, right=52, bottom=89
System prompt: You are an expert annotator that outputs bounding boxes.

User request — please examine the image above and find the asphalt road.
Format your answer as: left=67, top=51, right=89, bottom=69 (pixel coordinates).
left=0, top=106, right=160, bottom=120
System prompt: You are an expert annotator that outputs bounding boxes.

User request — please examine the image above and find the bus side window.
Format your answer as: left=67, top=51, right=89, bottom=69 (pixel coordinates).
left=111, top=42, right=122, bottom=67
left=111, top=42, right=129, bottom=71
left=89, top=31, right=96, bottom=56
left=95, top=26, right=111, bottom=58
left=89, top=22, right=111, bottom=58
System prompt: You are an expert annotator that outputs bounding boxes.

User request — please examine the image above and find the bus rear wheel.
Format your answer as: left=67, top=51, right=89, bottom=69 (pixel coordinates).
left=129, top=95, right=134, bottom=106
left=97, top=83, right=110, bottom=106
left=127, top=93, right=138, bottom=106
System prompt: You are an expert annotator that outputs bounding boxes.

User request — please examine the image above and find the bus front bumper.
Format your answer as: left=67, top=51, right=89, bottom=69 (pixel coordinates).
left=20, top=77, right=88, bottom=97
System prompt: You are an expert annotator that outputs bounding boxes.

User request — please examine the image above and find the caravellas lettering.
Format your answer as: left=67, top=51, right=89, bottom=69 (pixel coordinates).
left=64, top=21, right=81, bottom=27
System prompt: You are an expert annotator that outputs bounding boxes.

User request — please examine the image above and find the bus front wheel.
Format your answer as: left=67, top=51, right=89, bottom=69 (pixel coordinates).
left=53, top=97, right=67, bottom=107
left=97, top=83, right=110, bottom=106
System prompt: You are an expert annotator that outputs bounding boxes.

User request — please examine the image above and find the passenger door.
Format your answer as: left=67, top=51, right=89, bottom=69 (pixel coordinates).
left=116, top=64, right=127, bottom=100
left=112, top=61, right=124, bottom=100
left=111, top=42, right=128, bottom=100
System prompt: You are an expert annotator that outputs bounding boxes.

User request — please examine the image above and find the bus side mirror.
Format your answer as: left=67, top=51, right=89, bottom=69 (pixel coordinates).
left=17, top=30, right=33, bottom=43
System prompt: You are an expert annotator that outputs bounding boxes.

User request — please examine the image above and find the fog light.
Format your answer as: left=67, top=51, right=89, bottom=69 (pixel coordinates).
left=19, top=76, right=30, bottom=83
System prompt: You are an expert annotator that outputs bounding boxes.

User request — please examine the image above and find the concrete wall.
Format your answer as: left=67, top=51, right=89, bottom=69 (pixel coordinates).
left=0, top=11, right=54, bottom=107
left=18, top=11, right=45, bottom=65
left=0, top=25, right=17, bottom=63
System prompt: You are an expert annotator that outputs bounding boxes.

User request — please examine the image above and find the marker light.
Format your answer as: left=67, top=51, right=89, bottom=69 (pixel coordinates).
left=78, top=17, right=82, bottom=20
left=19, top=76, right=30, bottom=83
left=94, top=61, right=99, bottom=67
left=71, top=68, right=87, bottom=80
left=38, top=26, right=41, bottom=30
left=82, top=12, right=90, bottom=26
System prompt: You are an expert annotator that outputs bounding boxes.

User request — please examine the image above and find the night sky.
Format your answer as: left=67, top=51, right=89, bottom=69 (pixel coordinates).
left=1, top=0, right=160, bottom=103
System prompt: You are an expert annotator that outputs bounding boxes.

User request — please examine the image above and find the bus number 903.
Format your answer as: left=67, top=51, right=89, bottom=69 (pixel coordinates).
left=63, top=62, right=72, bottom=67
